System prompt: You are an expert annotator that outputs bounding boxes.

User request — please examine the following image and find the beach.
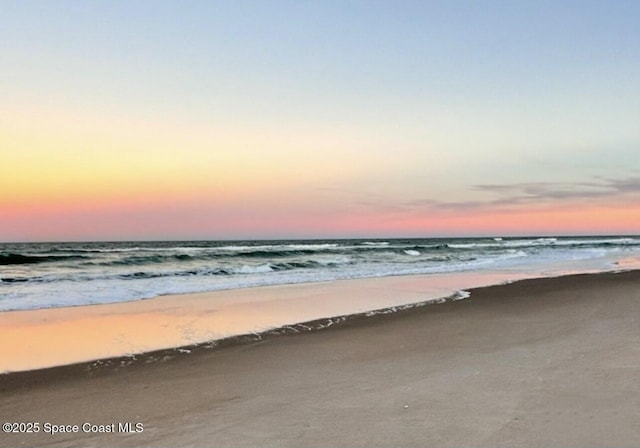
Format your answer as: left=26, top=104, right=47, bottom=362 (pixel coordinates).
left=1, top=270, right=639, bottom=447
left=4, top=0, right=639, bottom=446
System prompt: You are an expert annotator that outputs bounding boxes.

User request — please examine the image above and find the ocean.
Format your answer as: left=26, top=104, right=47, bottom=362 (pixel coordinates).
left=1, top=236, right=639, bottom=312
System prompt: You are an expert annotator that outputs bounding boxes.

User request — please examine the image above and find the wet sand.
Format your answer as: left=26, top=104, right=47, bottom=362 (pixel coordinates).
left=1, top=271, right=639, bottom=447
left=0, top=271, right=524, bottom=373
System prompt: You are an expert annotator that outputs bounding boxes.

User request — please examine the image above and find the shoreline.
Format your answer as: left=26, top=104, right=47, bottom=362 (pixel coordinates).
left=0, top=269, right=526, bottom=373
left=1, top=269, right=639, bottom=447
left=0, top=269, right=636, bottom=380
left=0, top=268, right=635, bottom=374
left=0, top=288, right=468, bottom=389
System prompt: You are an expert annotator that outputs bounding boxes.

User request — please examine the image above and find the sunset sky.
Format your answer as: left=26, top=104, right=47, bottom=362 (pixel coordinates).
left=2, top=1, right=639, bottom=241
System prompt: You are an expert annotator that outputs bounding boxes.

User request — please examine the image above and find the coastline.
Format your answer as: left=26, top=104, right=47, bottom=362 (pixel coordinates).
left=0, top=269, right=538, bottom=373
left=0, top=268, right=635, bottom=373
left=1, top=270, right=639, bottom=447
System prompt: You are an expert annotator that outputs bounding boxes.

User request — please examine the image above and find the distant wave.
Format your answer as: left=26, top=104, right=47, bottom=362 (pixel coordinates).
left=448, top=237, right=639, bottom=250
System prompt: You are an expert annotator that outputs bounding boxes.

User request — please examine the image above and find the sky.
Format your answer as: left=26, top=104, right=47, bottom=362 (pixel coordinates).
left=1, top=0, right=639, bottom=241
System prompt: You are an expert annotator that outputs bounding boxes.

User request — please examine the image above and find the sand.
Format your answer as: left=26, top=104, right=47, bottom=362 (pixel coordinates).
left=1, top=270, right=639, bottom=447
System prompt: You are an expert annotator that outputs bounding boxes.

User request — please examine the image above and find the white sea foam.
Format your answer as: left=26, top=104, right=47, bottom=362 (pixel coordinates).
left=314, top=256, right=351, bottom=266
left=452, top=290, right=471, bottom=300
left=235, top=264, right=274, bottom=274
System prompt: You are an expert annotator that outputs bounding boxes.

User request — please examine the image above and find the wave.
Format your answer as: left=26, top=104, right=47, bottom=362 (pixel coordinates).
left=447, top=237, right=639, bottom=250
left=216, top=243, right=340, bottom=252
left=0, top=277, right=30, bottom=283
left=87, top=253, right=195, bottom=265
left=24, top=242, right=460, bottom=269
left=119, top=268, right=229, bottom=279
left=117, top=261, right=335, bottom=279
left=1, top=255, right=356, bottom=284
left=546, top=237, right=639, bottom=247
left=0, top=252, right=87, bottom=265
left=466, top=238, right=554, bottom=249
left=78, top=245, right=433, bottom=267
left=82, top=250, right=327, bottom=266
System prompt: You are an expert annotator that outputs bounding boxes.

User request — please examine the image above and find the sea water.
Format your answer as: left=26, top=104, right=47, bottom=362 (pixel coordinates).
left=1, top=236, right=640, bottom=311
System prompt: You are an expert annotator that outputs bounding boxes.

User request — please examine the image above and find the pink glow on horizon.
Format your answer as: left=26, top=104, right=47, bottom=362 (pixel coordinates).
left=2, top=194, right=638, bottom=241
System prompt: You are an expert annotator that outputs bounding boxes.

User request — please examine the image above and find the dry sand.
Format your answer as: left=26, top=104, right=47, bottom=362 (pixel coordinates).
left=1, top=271, right=639, bottom=447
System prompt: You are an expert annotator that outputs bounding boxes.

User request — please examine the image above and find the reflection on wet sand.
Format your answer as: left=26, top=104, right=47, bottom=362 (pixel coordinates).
left=0, top=271, right=526, bottom=372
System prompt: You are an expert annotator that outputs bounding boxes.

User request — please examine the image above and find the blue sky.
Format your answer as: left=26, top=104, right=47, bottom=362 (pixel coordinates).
left=1, top=1, right=639, bottom=240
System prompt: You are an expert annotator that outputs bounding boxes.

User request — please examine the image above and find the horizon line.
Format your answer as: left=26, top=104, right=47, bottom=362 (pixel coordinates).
left=2, top=232, right=639, bottom=245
